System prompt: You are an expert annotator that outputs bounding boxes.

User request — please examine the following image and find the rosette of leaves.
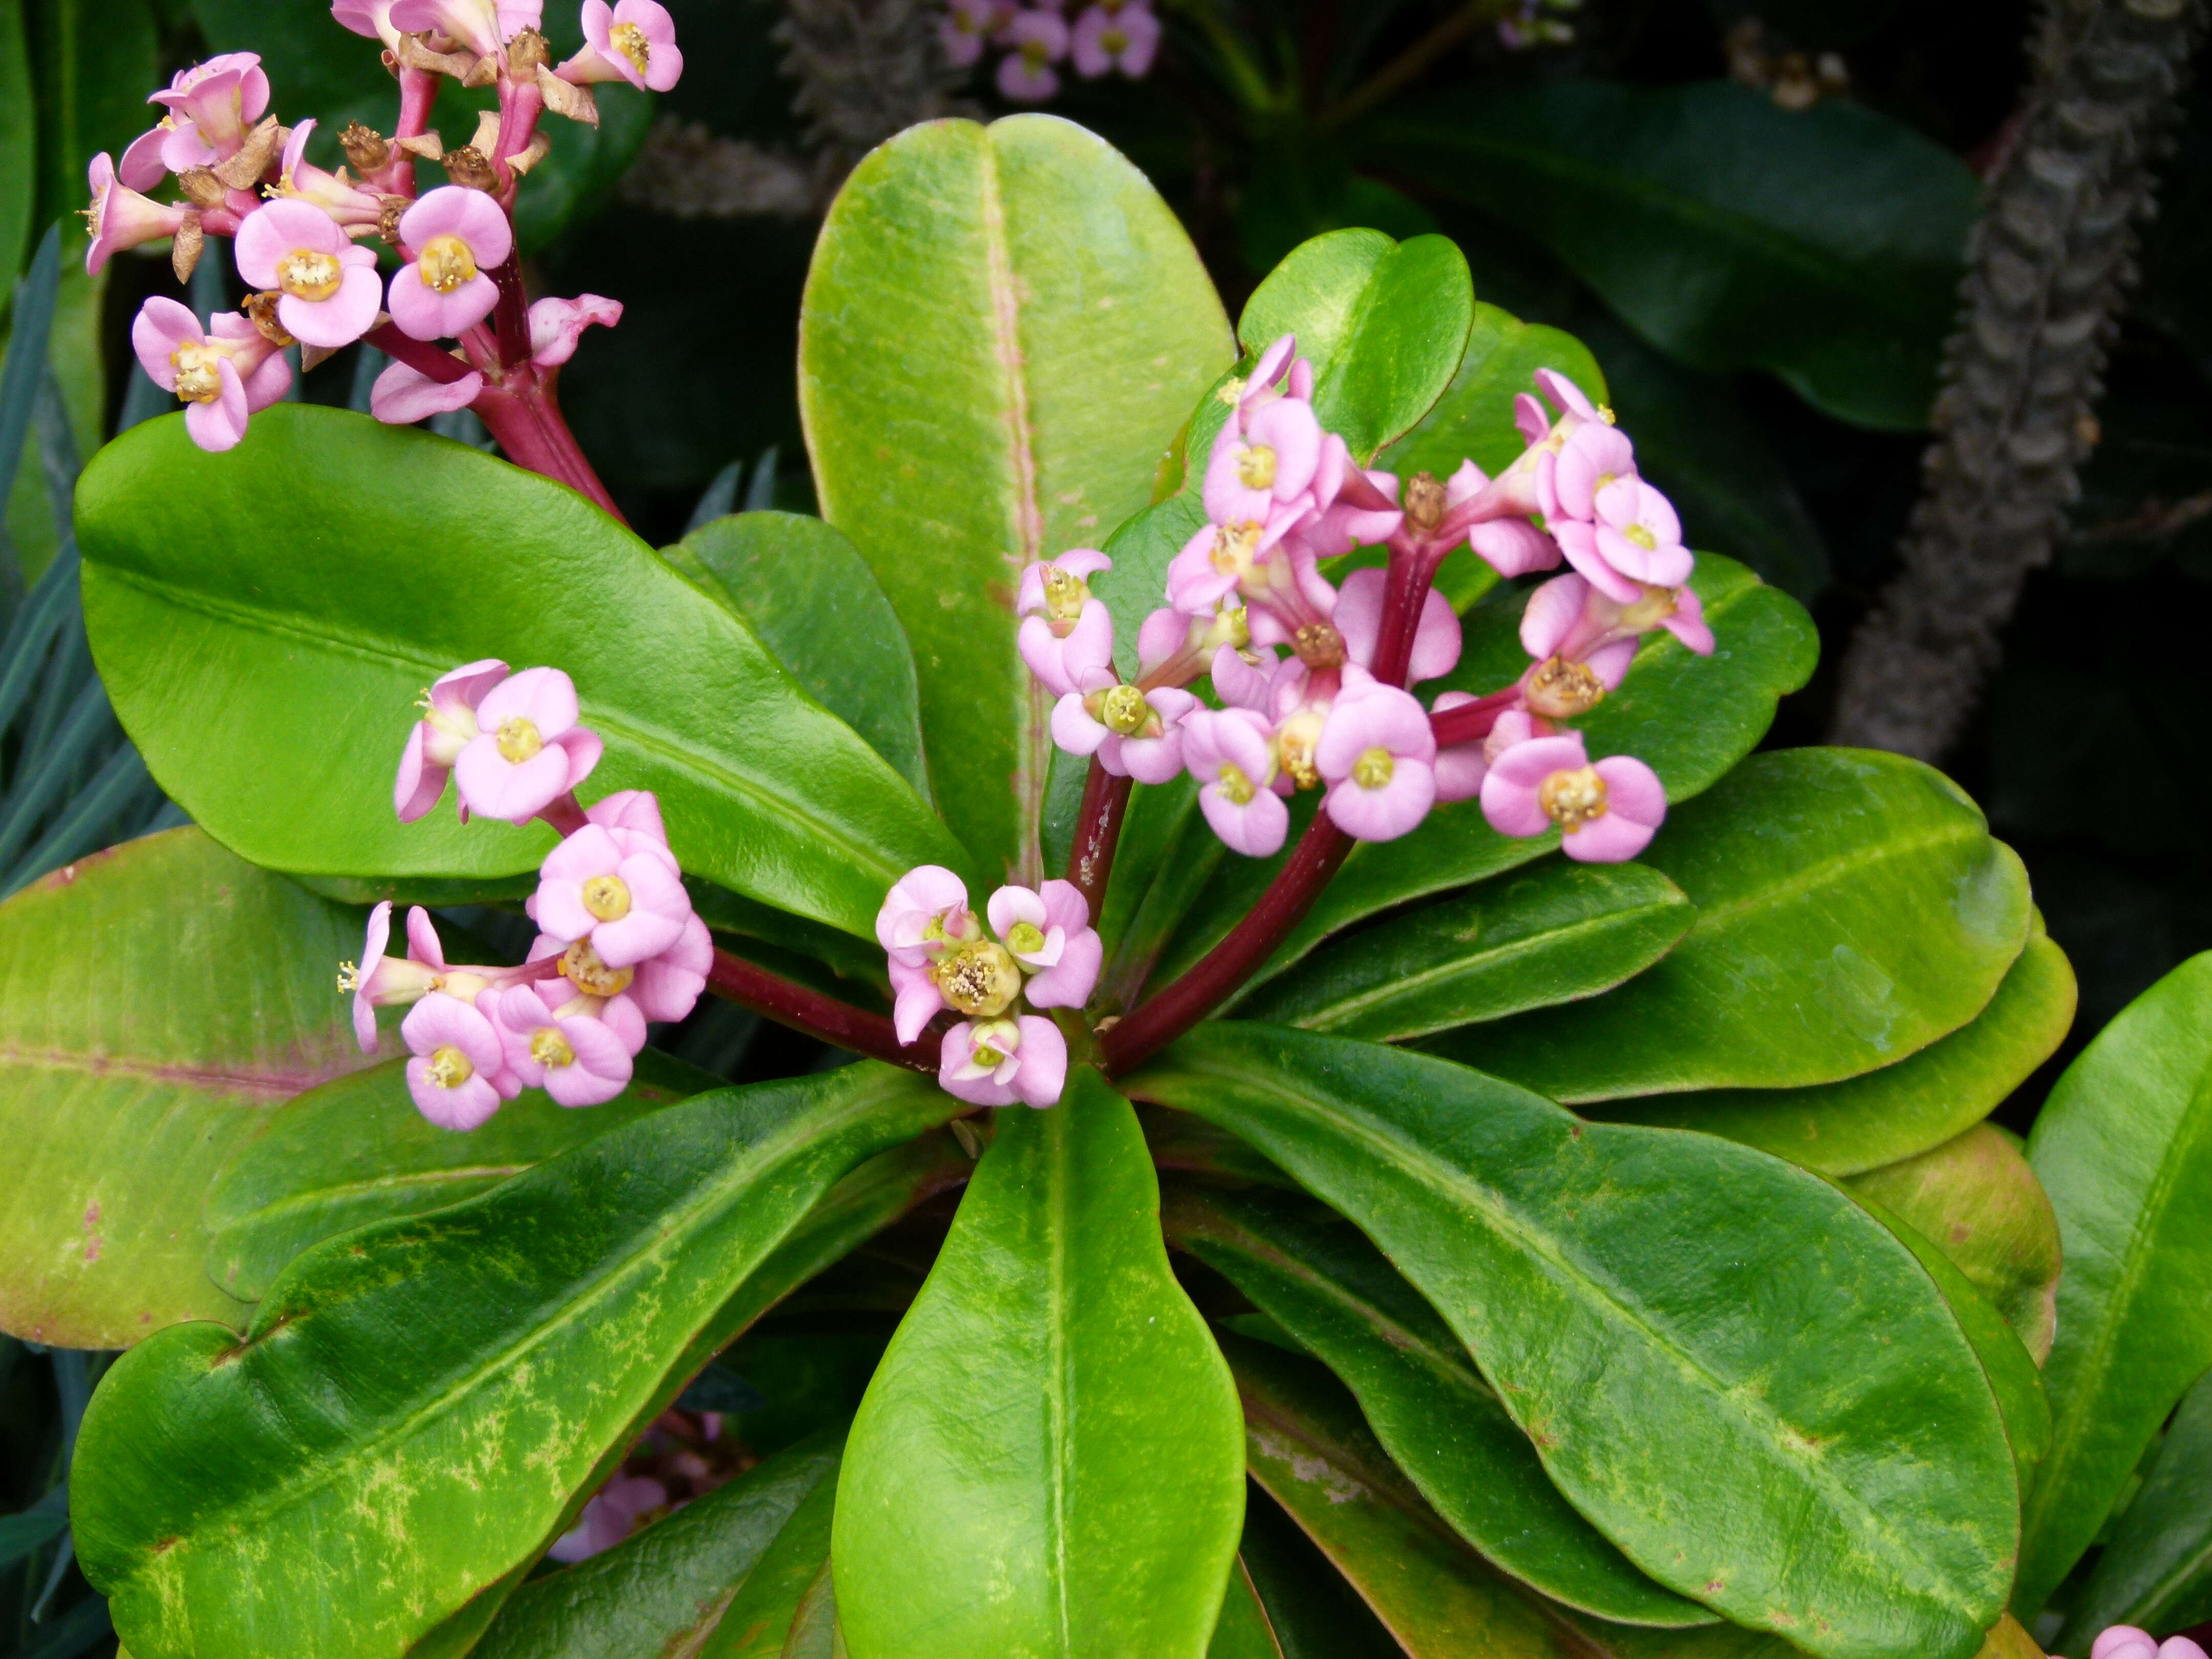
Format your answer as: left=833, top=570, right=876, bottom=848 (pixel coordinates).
left=7, top=113, right=2190, bottom=1659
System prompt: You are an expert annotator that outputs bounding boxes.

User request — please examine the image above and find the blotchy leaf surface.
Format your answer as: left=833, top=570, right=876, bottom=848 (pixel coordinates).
left=1130, top=1025, right=2019, bottom=1659
left=77, top=407, right=962, bottom=938
left=801, top=115, right=1232, bottom=878
left=1600, top=929, right=2075, bottom=1177
left=2061, top=1366, right=2212, bottom=1643
left=1436, top=749, right=2032, bottom=1100
left=835, top=1070, right=1245, bottom=1659
left=2017, top=952, right=2212, bottom=1616
left=0, top=827, right=373, bottom=1348
left=74, top=1065, right=954, bottom=1659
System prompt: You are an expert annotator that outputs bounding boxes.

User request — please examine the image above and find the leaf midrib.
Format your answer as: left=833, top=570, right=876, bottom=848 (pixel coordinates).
left=0, top=1043, right=355, bottom=1100
left=214, top=1163, right=538, bottom=1231
left=1665, top=817, right=1985, bottom=938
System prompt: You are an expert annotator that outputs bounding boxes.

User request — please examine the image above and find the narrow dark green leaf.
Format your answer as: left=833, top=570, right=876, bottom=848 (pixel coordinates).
left=0, top=1507, right=68, bottom=1570
left=2061, top=1366, right=2212, bottom=1643
left=77, top=407, right=965, bottom=939
left=0, top=0, right=30, bottom=297
left=779, top=1559, right=842, bottom=1658
left=1380, top=301, right=1609, bottom=482
left=670, top=513, right=929, bottom=800
left=74, top=1064, right=955, bottom=1659
left=1208, top=1559, right=1286, bottom=1659
left=699, top=1459, right=840, bottom=1659
left=1165, top=1184, right=1711, bottom=1626
left=835, top=1070, right=1246, bottom=1659
left=1234, top=859, right=1693, bottom=1040
left=1130, top=1025, right=2019, bottom=1659
left=2017, top=953, right=2212, bottom=1616
left=1435, top=749, right=2033, bottom=1100
left=28, top=0, right=156, bottom=236
left=1600, top=928, right=2076, bottom=1179
left=1236, top=1480, right=1402, bottom=1659
left=801, top=116, right=1232, bottom=876
left=472, top=1434, right=842, bottom=1659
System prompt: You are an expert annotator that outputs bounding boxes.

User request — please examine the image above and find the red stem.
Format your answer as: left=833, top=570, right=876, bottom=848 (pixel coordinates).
left=706, top=947, right=938, bottom=1073
left=367, top=321, right=474, bottom=384
left=1430, top=685, right=1520, bottom=749
left=1099, top=815, right=1352, bottom=1074
left=472, top=377, right=627, bottom=522
left=489, top=256, right=531, bottom=370
left=1068, top=762, right=1133, bottom=922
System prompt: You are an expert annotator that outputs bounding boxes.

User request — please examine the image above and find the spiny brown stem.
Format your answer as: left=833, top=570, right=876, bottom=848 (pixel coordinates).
left=706, top=946, right=937, bottom=1072
left=1068, top=761, right=1132, bottom=922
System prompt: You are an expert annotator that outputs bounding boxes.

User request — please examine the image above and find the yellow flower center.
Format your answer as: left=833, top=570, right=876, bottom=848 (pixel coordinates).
left=930, top=941, right=1023, bottom=1017
left=610, top=19, right=651, bottom=72
left=1006, top=920, right=1046, bottom=955
left=1102, top=26, right=1128, bottom=50
left=1540, top=766, right=1610, bottom=831
left=562, top=938, right=635, bottom=996
left=1352, top=747, right=1395, bottom=790
left=1216, top=762, right=1254, bottom=806
left=969, top=1018, right=1019, bottom=1068
left=1041, top=565, right=1087, bottom=623
left=583, top=874, right=631, bottom=922
left=1210, top=521, right=1261, bottom=577
left=419, top=233, right=478, bottom=293
left=1524, top=656, right=1606, bottom=719
left=1099, top=684, right=1152, bottom=737
left=1022, top=38, right=1051, bottom=66
left=1625, top=523, right=1656, bottom=551
left=496, top=716, right=543, bottom=762
left=1236, top=444, right=1278, bottom=491
left=278, top=248, right=343, bottom=301
left=171, top=343, right=225, bottom=405
left=426, top=1045, right=475, bottom=1088
left=529, top=1026, right=576, bottom=1068
left=1277, top=713, right=1323, bottom=791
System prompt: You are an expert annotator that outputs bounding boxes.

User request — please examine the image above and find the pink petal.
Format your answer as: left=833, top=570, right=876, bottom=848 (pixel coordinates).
left=1011, top=1016, right=1068, bottom=1108
left=454, top=738, right=571, bottom=824
left=1520, top=573, right=1590, bottom=660
left=1563, top=809, right=1655, bottom=864
left=987, top=884, right=1048, bottom=939
left=394, top=725, right=447, bottom=821
left=478, top=666, right=580, bottom=738
left=1024, top=927, right=1100, bottom=1008
left=370, top=359, right=483, bottom=424
left=1199, top=784, right=1287, bottom=857
left=892, top=961, right=945, bottom=1046
left=529, top=293, right=624, bottom=367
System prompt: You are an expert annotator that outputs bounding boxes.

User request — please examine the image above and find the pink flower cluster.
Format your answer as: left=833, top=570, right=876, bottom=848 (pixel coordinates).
left=942, top=0, right=1158, bottom=102
left=2060, top=1631, right=2208, bottom=1659
left=1019, top=340, right=1712, bottom=865
left=87, top=0, right=674, bottom=452
left=876, top=867, right=1102, bottom=1108
left=343, top=661, right=708, bottom=1129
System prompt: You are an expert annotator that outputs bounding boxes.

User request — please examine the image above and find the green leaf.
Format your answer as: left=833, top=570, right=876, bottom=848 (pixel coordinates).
left=1165, top=1184, right=1711, bottom=1627
left=0, top=1505, right=68, bottom=1570
left=27, top=0, right=155, bottom=239
left=1208, top=1560, right=1286, bottom=1659
left=472, top=1434, right=843, bottom=1659
left=1090, top=493, right=1210, bottom=683
left=1848, top=1123, right=2064, bottom=1365
left=0, top=0, right=31, bottom=297
left=1230, top=1336, right=1796, bottom=1658
left=1233, top=858, right=1693, bottom=1041
left=1237, top=229, right=1476, bottom=464
left=1237, top=1481, right=1402, bottom=1659
left=204, top=1050, right=717, bottom=1303
left=2017, top=952, right=2212, bottom=1617
left=700, top=1458, right=841, bottom=1659
left=2060, top=1365, right=2212, bottom=1643
left=1154, top=552, right=1814, bottom=995
left=1379, top=301, right=1609, bottom=482
left=1599, top=928, right=2076, bottom=1179
left=835, top=1070, right=1246, bottom=1659
left=670, top=513, right=929, bottom=800
left=0, top=827, right=373, bottom=1348
left=1130, top=1025, right=2020, bottom=1659
left=1435, top=749, right=2033, bottom=1101
left=77, top=406, right=965, bottom=939
left=73, top=1063, right=956, bottom=1659
left=1371, top=81, right=1979, bottom=429
left=779, top=1559, right=843, bottom=1659
left=800, top=115, right=1233, bottom=877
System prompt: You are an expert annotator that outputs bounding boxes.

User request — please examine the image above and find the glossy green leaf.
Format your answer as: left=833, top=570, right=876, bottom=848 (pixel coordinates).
left=1131, top=1025, right=2020, bottom=1659
left=1600, top=928, right=2076, bottom=1179
left=472, top=1434, right=843, bottom=1659
left=204, top=1050, right=716, bottom=1303
left=1372, top=81, right=1979, bottom=429
left=1208, top=1560, right=1286, bottom=1659
left=700, top=1459, right=839, bottom=1659
left=2061, top=1366, right=2212, bottom=1643
left=1231, top=1336, right=1795, bottom=1658
left=2017, top=952, right=2212, bottom=1617
left=1234, top=858, right=1693, bottom=1040
left=1436, top=749, right=2033, bottom=1101
left=0, top=827, right=373, bottom=1348
left=780, top=1559, right=843, bottom=1658
left=1380, top=301, right=1609, bottom=482
left=1237, top=229, right=1476, bottom=464
left=77, top=407, right=964, bottom=938
left=835, top=1069, right=1245, bottom=1659
left=800, top=115, right=1232, bottom=877
left=1166, top=1184, right=1710, bottom=1626
left=1090, top=493, right=1210, bottom=683
left=1155, top=553, right=1814, bottom=994
left=1236, top=1481, right=1402, bottom=1659
left=670, top=513, right=929, bottom=800
left=74, top=1063, right=955, bottom=1659
left=1848, top=1123, right=2064, bottom=1365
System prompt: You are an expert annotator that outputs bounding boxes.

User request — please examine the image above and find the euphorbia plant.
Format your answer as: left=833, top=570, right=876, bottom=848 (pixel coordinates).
left=14, top=6, right=2208, bottom=1658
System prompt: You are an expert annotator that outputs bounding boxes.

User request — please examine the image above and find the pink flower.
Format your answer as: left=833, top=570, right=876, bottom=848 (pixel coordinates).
left=1332, top=567, right=1463, bottom=686
left=1204, top=396, right=1323, bottom=528
left=276, top=120, right=386, bottom=230
left=133, top=54, right=271, bottom=182
left=939, top=1015, right=1068, bottom=1108
left=1293, top=452, right=1405, bottom=558
left=1479, top=732, right=1666, bottom=862
left=1317, top=684, right=1437, bottom=842
left=1070, top=2, right=1159, bottom=76
left=548, top=1475, right=669, bottom=1563
left=130, top=299, right=290, bottom=453
left=876, top=865, right=978, bottom=967
left=587, top=789, right=667, bottom=840
left=1438, top=460, right=1559, bottom=577
left=233, top=199, right=382, bottom=350
left=988, top=880, right=1100, bottom=1008
left=557, top=0, right=684, bottom=90
left=1428, top=691, right=1488, bottom=803
left=345, top=902, right=442, bottom=1050
left=996, top=9, right=1069, bottom=101
left=331, top=0, right=404, bottom=49
left=1051, top=676, right=1195, bottom=783
left=1545, top=421, right=1635, bottom=525
left=1587, top=476, right=1693, bottom=588
left=401, top=991, right=512, bottom=1130
left=529, top=294, right=623, bottom=368
left=631, top=912, right=711, bottom=1024
left=452, top=666, right=604, bottom=824
left=489, top=984, right=634, bottom=1106
left=389, top=0, right=539, bottom=57
left=534, top=823, right=691, bottom=968
left=371, top=360, right=486, bottom=426
left=890, top=958, right=945, bottom=1045
left=395, top=657, right=509, bottom=821
left=82, top=154, right=192, bottom=275
left=1018, top=551, right=1116, bottom=696
left=942, top=0, right=1007, bottom=65
left=2082, top=1632, right=2209, bottom=1659
left=1182, top=708, right=1288, bottom=857
left=389, top=187, right=512, bottom=343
